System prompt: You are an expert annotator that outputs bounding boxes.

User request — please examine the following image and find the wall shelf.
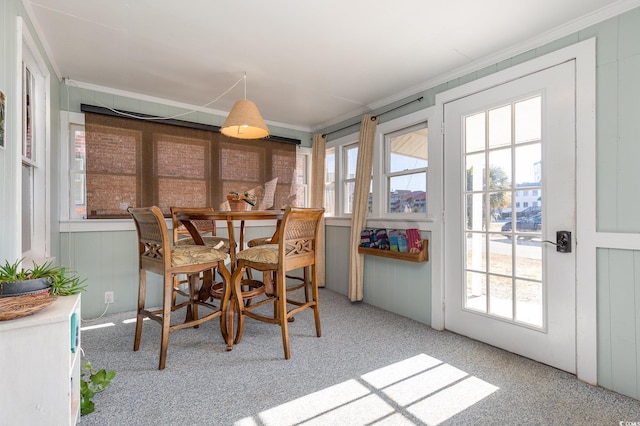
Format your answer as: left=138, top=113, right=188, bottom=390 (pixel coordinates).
left=358, top=239, right=428, bottom=262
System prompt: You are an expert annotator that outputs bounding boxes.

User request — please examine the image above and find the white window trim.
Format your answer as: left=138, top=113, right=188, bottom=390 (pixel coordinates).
left=342, top=142, right=360, bottom=215
left=296, top=145, right=312, bottom=207
left=383, top=124, right=428, bottom=216
left=325, top=107, right=438, bottom=227
left=18, top=17, right=51, bottom=262
left=376, top=111, right=433, bottom=221
left=59, top=110, right=85, bottom=222
left=326, top=133, right=358, bottom=220
left=324, top=147, right=336, bottom=217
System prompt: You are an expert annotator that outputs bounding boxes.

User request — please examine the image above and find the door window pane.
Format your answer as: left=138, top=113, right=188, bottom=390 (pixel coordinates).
left=465, top=271, right=487, bottom=313
left=466, top=192, right=485, bottom=232
left=489, top=275, right=513, bottom=319
left=489, top=231, right=513, bottom=277
left=488, top=148, right=512, bottom=189
left=488, top=105, right=511, bottom=148
left=465, top=112, right=485, bottom=153
left=515, top=97, right=541, bottom=143
left=466, top=153, right=485, bottom=191
left=466, top=232, right=486, bottom=273
left=515, top=279, right=543, bottom=326
left=515, top=143, right=541, bottom=186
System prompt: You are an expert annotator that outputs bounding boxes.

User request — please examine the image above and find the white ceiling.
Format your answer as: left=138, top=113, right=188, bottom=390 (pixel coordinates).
left=24, top=0, right=635, bottom=132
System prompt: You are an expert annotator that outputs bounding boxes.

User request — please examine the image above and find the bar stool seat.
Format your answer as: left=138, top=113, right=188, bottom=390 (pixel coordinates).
left=227, top=207, right=324, bottom=359
left=129, top=206, right=231, bottom=370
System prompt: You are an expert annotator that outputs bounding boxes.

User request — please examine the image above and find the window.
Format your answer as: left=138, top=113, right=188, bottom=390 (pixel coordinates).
left=324, top=148, right=335, bottom=216
left=66, top=111, right=307, bottom=218
left=20, top=29, right=49, bottom=258
left=22, top=65, right=36, bottom=252
left=292, top=148, right=311, bottom=207
left=343, top=143, right=358, bottom=214
left=324, top=110, right=431, bottom=219
left=339, top=143, right=373, bottom=215
left=70, top=124, right=86, bottom=219
left=384, top=123, right=428, bottom=214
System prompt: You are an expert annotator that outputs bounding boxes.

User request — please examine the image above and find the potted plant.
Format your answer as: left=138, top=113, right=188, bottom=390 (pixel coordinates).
left=0, top=258, right=86, bottom=297
left=80, top=358, right=115, bottom=416
left=227, top=191, right=257, bottom=211
left=0, top=258, right=87, bottom=321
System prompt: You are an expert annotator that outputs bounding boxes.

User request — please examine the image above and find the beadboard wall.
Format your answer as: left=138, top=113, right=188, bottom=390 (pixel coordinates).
left=324, top=225, right=431, bottom=325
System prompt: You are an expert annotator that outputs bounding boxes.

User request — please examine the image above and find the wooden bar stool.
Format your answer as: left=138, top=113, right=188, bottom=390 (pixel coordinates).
left=129, top=206, right=231, bottom=370
left=227, top=207, right=324, bottom=358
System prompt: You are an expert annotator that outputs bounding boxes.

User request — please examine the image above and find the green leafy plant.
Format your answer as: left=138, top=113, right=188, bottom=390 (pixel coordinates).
left=0, top=258, right=86, bottom=296
left=80, top=359, right=115, bottom=416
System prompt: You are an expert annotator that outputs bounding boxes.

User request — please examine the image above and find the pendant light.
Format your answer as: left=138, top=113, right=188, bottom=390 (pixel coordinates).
left=221, top=73, right=269, bottom=139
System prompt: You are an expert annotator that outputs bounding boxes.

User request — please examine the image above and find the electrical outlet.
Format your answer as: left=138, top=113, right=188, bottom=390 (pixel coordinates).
left=104, top=291, right=114, bottom=304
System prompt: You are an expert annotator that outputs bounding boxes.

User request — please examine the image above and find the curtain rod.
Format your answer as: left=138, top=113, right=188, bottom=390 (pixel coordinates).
left=80, top=104, right=301, bottom=145
left=321, top=96, right=423, bottom=138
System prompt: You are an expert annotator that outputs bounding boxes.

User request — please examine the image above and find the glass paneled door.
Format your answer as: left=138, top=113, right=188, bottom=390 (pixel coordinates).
left=464, top=96, right=543, bottom=326
left=444, top=61, right=576, bottom=373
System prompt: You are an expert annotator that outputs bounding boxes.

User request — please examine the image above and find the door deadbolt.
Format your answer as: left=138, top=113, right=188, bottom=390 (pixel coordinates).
left=555, top=231, right=571, bottom=253
left=543, top=231, right=572, bottom=253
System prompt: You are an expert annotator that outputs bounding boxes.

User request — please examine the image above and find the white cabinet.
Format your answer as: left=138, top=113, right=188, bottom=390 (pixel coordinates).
left=0, top=294, right=81, bottom=425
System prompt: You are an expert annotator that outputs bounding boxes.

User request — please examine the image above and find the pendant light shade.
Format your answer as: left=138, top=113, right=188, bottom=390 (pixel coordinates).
left=221, top=99, right=270, bottom=139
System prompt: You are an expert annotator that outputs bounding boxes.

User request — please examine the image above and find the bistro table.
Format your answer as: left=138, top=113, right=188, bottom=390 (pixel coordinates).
left=175, top=209, right=284, bottom=349
left=175, top=209, right=283, bottom=266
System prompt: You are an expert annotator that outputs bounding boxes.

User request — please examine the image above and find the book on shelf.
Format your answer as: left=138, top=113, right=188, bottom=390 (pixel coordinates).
left=398, top=233, right=409, bottom=252
left=405, top=228, right=422, bottom=252
left=374, top=229, right=389, bottom=250
left=388, top=229, right=400, bottom=251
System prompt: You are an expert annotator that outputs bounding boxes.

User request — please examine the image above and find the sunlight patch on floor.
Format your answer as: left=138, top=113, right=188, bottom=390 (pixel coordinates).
left=407, top=376, right=499, bottom=424
left=80, top=322, right=115, bottom=331
left=235, top=353, right=499, bottom=425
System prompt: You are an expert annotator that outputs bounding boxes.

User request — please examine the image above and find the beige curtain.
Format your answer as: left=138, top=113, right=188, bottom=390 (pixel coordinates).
left=348, top=115, right=378, bottom=301
left=310, top=133, right=326, bottom=287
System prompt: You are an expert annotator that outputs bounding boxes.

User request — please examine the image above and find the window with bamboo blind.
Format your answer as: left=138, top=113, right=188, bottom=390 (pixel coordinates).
left=83, top=111, right=297, bottom=218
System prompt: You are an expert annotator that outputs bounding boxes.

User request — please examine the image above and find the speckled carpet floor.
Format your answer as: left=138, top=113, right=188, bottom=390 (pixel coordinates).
left=79, top=288, right=640, bottom=425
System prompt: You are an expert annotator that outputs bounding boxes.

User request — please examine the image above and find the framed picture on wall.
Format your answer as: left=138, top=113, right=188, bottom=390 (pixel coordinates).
left=0, top=90, right=5, bottom=148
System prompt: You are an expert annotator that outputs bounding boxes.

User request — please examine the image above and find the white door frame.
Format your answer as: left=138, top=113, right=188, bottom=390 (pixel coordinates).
left=433, top=38, right=596, bottom=384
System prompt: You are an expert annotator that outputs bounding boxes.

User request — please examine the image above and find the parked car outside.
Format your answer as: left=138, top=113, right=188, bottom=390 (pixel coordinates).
left=501, top=214, right=542, bottom=238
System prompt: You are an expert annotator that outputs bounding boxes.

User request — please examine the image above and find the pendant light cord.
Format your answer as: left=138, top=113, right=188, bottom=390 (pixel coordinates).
left=243, top=72, right=247, bottom=100
left=63, top=75, right=246, bottom=121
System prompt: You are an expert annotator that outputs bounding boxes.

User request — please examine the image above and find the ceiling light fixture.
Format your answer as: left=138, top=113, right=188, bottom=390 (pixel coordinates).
left=221, top=73, right=269, bottom=139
